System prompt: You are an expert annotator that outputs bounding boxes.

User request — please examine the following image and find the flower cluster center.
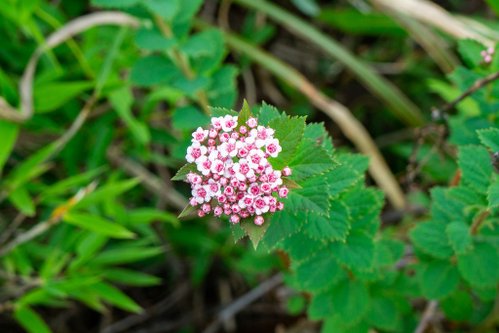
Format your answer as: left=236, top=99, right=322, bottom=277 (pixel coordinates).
left=185, top=115, right=291, bottom=225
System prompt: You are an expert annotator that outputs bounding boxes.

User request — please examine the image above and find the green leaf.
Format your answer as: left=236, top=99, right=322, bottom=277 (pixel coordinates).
left=142, top=0, right=179, bottom=21
left=104, top=269, right=161, bottom=286
left=178, top=204, right=197, bottom=219
left=342, top=187, right=383, bottom=236
left=240, top=217, right=271, bottom=249
left=172, top=163, right=197, bottom=181
left=285, top=174, right=330, bottom=215
left=489, top=179, right=499, bottom=208
left=457, top=242, right=499, bottom=288
left=14, top=306, right=52, bottom=333
left=293, top=252, right=344, bottom=292
left=458, top=145, right=493, bottom=192
left=457, top=39, right=486, bottom=68
left=327, top=154, right=368, bottom=196
left=0, top=120, right=18, bottom=173
left=90, top=282, right=142, bottom=313
left=410, top=221, right=453, bottom=259
left=304, top=201, right=350, bottom=242
left=207, top=65, right=238, bottom=108
left=90, top=246, right=163, bottom=266
left=135, top=27, right=176, bottom=51
left=75, top=178, right=139, bottom=208
left=478, top=127, right=499, bottom=152
left=109, top=87, right=150, bottom=145
left=237, top=100, right=253, bottom=128
left=262, top=209, right=305, bottom=246
left=181, top=29, right=225, bottom=74
left=127, top=208, right=178, bottom=226
left=91, top=0, right=141, bottom=8
left=440, top=290, right=473, bottom=322
left=329, top=231, right=375, bottom=271
left=172, top=106, right=209, bottom=130
left=256, top=102, right=281, bottom=125
left=330, top=279, right=370, bottom=325
left=34, top=81, right=93, bottom=113
left=279, top=233, right=326, bottom=262
left=289, top=139, right=335, bottom=181
left=8, top=187, right=35, bottom=216
left=365, top=297, right=399, bottom=331
left=130, top=55, right=180, bottom=86
left=63, top=212, right=135, bottom=239
left=418, top=260, right=460, bottom=299
left=486, top=0, right=499, bottom=14
left=268, top=115, right=306, bottom=170
left=446, top=221, right=473, bottom=255
left=308, top=291, right=334, bottom=320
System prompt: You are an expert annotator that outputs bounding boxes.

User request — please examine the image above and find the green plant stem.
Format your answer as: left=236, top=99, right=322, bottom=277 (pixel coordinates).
left=233, top=0, right=425, bottom=127
left=153, top=15, right=211, bottom=115
left=204, top=24, right=406, bottom=209
left=470, top=210, right=490, bottom=235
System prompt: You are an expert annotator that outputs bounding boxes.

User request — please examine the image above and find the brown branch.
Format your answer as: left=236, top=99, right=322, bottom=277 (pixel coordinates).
left=437, top=71, right=499, bottom=115
left=202, top=273, right=283, bottom=333
left=471, top=210, right=490, bottom=235
left=414, top=300, right=439, bottom=333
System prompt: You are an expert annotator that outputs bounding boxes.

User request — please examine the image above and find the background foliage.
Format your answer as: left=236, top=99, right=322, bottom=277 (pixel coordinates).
left=0, top=0, right=498, bottom=332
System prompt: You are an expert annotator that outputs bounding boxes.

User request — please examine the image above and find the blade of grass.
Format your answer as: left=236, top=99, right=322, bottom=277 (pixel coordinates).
left=233, top=0, right=425, bottom=126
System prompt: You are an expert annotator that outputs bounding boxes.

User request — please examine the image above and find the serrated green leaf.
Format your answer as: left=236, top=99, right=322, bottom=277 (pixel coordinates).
left=458, top=145, right=493, bottom=193
left=0, top=120, right=18, bottom=173
left=256, top=102, right=281, bottom=125
left=130, top=55, right=180, bottom=86
left=289, top=139, right=335, bottom=181
left=262, top=209, right=304, bottom=246
left=63, top=212, right=135, bottom=239
left=329, top=231, right=374, bottom=270
left=278, top=233, right=326, bottom=262
left=268, top=115, right=306, bottom=170
left=342, top=187, right=383, bottom=236
left=240, top=217, right=271, bottom=249
left=410, top=221, right=453, bottom=259
left=304, top=201, right=350, bottom=242
left=172, top=163, right=197, bottom=181
left=446, top=221, right=473, bottom=254
left=207, top=65, right=238, bottom=108
left=419, top=260, right=460, bottom=299
left=293, top=252, right=344, bottom=292
left=327, top=154, right=368, bottom=196
left=457, top=242, right=499, bottom=288
left=308, top=291, right=334, bottom=320
left=178, top=204, right=197, bottom=219
left=237, top=100, right=253, bottom=128
left=90, top=282, right=142, bottom=313
left=14, top=306, right=52, bottom=333
left=285, top=174, right=330, bottom=215
left=210, top=107, right=238, bottom=117
left=478, top=127, right=499, bottom=152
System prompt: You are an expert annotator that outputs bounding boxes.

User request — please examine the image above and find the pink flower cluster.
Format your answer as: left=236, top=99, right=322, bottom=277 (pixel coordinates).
left=481, top=46, right=495, bottom=64
left=185, top=115, right=292, bottom=226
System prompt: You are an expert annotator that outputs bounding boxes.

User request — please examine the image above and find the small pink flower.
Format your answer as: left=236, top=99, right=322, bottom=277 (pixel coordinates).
left=202, top=204, right=211, bottom=213
left=247, top=117, right=258, bottom=128
left=282, top=166, right=292, bottom=176
left=198, top=210, right=206, bottom=217
left=278, top=187, right=289, bottom=198
left=230, top=215, right=240, bottom=224
left=192, top=127, right=208, bottom=142
left=214, top=206, right=223, bottom=216
left=254, top=216, right=264, bottom=225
